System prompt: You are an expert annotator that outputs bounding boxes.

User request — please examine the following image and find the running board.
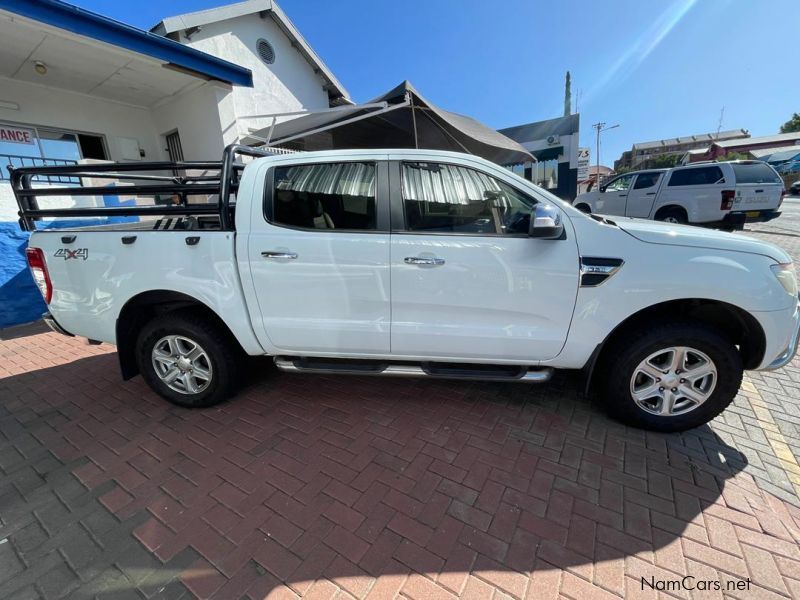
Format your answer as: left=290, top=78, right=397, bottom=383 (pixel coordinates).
left=273, top=357, right=553, bottom=383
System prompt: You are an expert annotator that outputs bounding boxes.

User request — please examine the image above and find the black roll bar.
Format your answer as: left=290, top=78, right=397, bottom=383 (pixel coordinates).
left=9, top=144, right=276, bottom=231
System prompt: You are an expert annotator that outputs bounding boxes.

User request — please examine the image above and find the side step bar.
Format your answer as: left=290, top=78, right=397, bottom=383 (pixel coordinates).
left=274, top=357, right=553, bottom=383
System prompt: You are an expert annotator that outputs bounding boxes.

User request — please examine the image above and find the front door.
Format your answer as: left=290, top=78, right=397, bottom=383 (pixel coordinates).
left=246, top=159, right=391, bottom=354
left=389, top=159, right=580, bottom=362
left=594, top=173, right=634, bottom=216
left=625, top=171, right=663, bottom=218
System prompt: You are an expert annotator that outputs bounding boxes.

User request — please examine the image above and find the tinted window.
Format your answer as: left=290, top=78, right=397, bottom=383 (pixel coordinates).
left=633, top=172, right=661, bottom=189
left=604, top=174, right=633, bottom=192
left=402, top=162, right=536, bottom=234
left=273, top=162, right=376, bottom=230
left=668, top=166, right=724, bottom=186
left=730, top=162, right=781, bottom=184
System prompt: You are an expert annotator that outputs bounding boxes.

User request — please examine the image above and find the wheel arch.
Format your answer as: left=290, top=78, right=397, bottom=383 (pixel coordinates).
left=115, top=290, right=246, bottom=380
left=584, top=298, right=766, bottom=393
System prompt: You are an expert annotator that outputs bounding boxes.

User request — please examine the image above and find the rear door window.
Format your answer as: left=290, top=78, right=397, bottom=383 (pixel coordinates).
left=668, top=166, right=724, bottom=186
left=271, top=162, right=377, bottom=230
left=633, top=172, right=662, bottom=189
left=730, top=162, right=781, bottom=184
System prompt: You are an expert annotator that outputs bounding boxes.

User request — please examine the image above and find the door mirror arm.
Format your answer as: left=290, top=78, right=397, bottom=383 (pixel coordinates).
left=529, top=204, right=565, bottom=240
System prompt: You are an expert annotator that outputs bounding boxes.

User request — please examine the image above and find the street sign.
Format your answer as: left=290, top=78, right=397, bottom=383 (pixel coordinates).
left=577, top=147, right=590, bottom=180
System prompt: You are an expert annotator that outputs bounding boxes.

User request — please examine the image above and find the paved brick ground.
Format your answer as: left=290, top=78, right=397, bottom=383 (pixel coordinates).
left=2, top=324, right=800, bottom=599
left=2, top=216, right=800, bottom=599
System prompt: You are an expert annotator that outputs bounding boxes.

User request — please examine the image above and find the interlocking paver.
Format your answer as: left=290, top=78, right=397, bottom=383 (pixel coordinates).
left=2, top=217, right=800, bottom=598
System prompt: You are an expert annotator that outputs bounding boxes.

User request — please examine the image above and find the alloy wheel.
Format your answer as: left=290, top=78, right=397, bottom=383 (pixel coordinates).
left=151, top=335, right=213, bottom=395
left=629, top=346, right=717, bottom=416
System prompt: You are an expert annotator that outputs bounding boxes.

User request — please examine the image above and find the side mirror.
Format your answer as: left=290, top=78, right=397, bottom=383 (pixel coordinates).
left=529, top=203, right=564, bottom=239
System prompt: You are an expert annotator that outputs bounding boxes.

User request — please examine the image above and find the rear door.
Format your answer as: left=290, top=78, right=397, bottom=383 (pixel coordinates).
left=245, top=158, right=392, bottom=354
left=625, top=171, right=663, bottom=218
left=388, top=158, right=580, bottom=362
left=730, top=162, right=784, bottom=214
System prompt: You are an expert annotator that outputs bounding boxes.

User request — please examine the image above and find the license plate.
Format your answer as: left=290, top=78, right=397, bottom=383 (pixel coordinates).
left=746, top=211, right=760, bottom=217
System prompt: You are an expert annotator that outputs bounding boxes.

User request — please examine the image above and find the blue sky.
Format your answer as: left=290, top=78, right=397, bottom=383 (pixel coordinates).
left=80, top=0, right=799, bottom=167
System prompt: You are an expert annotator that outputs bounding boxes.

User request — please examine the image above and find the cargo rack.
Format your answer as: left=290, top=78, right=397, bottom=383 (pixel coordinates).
left=9, top=144, right=274, bottom=231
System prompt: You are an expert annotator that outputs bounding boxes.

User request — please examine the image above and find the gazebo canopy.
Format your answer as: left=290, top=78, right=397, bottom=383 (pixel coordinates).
left=244, top=81, right=534, bottom=166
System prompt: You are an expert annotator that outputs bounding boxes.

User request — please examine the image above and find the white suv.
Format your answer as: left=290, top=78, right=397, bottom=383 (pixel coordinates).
left=574, top=161, right=784, bottom=228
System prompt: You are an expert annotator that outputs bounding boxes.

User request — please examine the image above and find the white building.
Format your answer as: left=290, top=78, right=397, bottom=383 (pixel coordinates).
left=0, top=0, right=350, bottom=220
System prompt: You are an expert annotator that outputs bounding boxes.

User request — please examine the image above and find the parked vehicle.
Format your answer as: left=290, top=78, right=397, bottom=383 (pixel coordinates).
left=574, top=161, right=784, bottom=229
left=790, top=181, right=800, bottom=196
left=11, top=147, right=800, bottom=432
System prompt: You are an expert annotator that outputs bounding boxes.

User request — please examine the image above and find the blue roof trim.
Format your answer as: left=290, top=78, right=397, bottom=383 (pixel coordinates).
left=1, top=0, right=253, bottom=87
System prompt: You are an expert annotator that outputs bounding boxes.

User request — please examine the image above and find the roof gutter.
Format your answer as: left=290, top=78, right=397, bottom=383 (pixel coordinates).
left=0, top=0, right=253, bottom=87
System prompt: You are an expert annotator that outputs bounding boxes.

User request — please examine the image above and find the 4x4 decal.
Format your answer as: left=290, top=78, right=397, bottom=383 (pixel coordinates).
left=54, top=248, right=88, bottom=261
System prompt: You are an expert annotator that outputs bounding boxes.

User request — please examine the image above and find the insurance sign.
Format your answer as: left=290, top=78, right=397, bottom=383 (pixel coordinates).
left=0, top=125, right=36, bottom=145
left=577, top=147, right=590, bottom=180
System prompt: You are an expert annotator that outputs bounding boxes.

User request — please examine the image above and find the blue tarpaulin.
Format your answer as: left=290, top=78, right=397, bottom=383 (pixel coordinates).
left=0, top=192, right=138, bottom=328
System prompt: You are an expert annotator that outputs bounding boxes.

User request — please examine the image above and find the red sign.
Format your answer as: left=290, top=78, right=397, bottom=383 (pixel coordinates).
left=0, top=126, right=36, bottom=145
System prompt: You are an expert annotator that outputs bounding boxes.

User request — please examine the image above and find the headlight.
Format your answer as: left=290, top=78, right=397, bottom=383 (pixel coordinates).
left=771, top=263, right=798, bottom=297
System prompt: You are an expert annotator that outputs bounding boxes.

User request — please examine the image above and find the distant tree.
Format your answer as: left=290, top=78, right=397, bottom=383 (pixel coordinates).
left=648, top=154, right=681, bottom=169
left=780, top=113, right=800, bottom=133
left=716, top=151, right=751, bottom=162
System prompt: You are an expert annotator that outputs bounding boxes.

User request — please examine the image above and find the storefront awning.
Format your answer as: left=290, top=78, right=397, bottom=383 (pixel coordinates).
left=244, top=81, right=534, bottom=166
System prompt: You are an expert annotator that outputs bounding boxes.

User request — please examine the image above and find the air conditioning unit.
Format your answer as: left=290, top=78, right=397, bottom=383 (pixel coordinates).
left=546, top=135, right=560, bottom=145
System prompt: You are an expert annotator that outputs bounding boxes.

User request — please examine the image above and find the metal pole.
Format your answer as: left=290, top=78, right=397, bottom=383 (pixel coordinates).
left=409, top=93, right=419, bottom=149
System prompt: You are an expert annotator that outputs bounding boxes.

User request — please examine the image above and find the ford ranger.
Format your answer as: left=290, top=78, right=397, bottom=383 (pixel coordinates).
left=11, top=146, right=800, bottom=432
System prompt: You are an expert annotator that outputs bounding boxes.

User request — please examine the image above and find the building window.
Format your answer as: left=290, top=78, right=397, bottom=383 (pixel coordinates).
left=531, top=159, right=558, bottom=189
left=256, top=38, right=275, bottom=65
left=0, top=122, right=106, bottom=181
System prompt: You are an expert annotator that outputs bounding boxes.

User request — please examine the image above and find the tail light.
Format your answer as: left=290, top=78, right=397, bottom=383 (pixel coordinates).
left=26, top=247, right=52, bottom=304
left=720, top=189, right=735, bottom=211
left=780, top=189, right=786, bottom=207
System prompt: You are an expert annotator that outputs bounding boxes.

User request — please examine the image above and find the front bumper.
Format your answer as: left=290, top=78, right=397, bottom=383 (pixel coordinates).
left=765, top=302, right=800, bottom=370
left=43, top=312, right=74, bottom=337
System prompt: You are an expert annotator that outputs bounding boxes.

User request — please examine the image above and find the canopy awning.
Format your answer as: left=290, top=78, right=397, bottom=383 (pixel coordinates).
left=243, top=81, right=534, bottom=166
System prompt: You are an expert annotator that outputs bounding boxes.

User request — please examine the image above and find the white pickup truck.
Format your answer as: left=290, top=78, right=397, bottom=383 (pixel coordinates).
left=574, top=160, right=784, bottom=229
left=12, top=146, right=800, bottom=432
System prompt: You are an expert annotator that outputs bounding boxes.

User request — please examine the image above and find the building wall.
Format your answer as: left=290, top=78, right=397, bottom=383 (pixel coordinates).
left=177, top=14, right=331, bottom=137
left=150, top=81, right=237, bottom=161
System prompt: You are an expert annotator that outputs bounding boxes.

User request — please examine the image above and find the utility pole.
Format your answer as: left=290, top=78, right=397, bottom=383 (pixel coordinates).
left=592, top=121, right=619, bottom=186
left=715, top=106, right=725, bottom=138
left=564, top=71, right=572, bottom=117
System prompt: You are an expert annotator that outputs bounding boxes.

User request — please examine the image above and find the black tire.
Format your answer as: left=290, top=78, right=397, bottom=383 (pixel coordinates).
left=598, top=321, right=742, bottom=432
left=575, top=203, right=591, bottom=214
left=655, top=207, right=688, bottom=224
left=135, top=310, right=240, bottom=408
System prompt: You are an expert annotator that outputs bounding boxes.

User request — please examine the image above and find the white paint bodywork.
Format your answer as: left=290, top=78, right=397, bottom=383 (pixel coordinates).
left=575, top=162, right=784, bottom=224
left=28, top=150, right=799, bottom=375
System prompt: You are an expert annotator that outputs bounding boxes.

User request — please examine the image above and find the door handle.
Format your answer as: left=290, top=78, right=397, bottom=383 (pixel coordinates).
left=404, top=256, right=445, bottom=266
left=262, top=251, right=298, bottom=259
left=645, top=192, right=656, bottom=196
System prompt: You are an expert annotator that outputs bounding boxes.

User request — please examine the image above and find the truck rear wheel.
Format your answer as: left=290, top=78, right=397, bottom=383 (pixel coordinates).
left=655, top=207, right=687, bottom=224
left=599, top=321, right=742, bottom=432
left=136, top=311, right=240, bottom=408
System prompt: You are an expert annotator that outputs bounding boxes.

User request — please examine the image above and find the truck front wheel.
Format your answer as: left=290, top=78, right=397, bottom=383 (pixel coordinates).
left=135, top=311, right=240, bottom=408
left=599, top=321, right=742, bottom=431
